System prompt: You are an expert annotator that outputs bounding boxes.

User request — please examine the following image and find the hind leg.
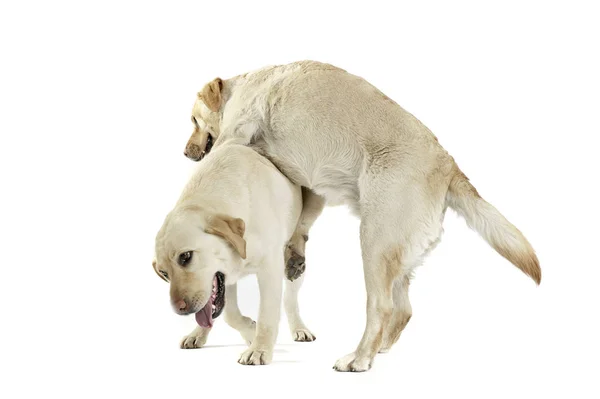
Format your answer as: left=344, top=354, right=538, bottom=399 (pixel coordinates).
left=333, top=226, right=402, bottom=372
left=379, top=275, right=412, bottom=353
left=333, top=170, right=446, bottom=372
left=377, top=229, right=443, bottom=355
left=379, top=224, right=444, bottom=354
left=284, top=275, right=316, bottom=342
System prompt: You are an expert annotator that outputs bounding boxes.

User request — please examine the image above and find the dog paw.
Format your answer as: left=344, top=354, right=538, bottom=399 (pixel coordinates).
left=180, top=327, right=210, bottom=349
left=238, top=347, right=272, bottom=365
left=285, top=252, right=306, bottom=281
left=293, top=328, right=316, bottom=342
left=333, top=352, right=372, bottom=372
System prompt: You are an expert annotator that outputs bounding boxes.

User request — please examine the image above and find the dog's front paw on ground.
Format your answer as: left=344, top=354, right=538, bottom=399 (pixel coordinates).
left=285, top=252, right=306, bottom=281
left=333, top=352, right=372, bottom=372
left=180, top=327, right=210, bottom=349
left=238, top=347, right=273, bottom=365
left=293, top=328, right=316, bottom=342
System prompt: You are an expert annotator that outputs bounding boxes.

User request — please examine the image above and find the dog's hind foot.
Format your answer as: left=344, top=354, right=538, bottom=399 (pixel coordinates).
left=333, top=352, right=373, bottom=372
left=292, top=328, right=316, bottom=342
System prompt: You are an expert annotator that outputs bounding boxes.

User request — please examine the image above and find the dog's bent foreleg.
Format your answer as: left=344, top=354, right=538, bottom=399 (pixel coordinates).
left=285, top=187, right=325, bottom=281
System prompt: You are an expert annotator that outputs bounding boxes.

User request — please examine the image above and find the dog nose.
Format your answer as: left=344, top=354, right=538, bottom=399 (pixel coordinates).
left=183, top=149, right=188, bottom=157
left=176, top=299, right=187, bottom=312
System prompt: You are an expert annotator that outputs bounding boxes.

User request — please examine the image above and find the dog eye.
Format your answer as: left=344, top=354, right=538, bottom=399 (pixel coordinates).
left=178, top=251, right=193, bottom=266
left=159, top=270, right=169, bottom=280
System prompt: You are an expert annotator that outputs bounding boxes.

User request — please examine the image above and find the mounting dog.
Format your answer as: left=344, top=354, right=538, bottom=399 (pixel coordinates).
left=184, top=60, right=541, bottom=372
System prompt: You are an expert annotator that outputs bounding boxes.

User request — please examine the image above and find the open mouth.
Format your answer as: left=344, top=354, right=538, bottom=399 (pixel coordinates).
left=194, top=272, right=225, bottom=328
left=197, top=134, right=214, bottom=161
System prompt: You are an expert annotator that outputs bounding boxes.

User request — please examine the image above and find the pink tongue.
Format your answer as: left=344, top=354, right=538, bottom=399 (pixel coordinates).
left=195, top=296, right=214, bottom=328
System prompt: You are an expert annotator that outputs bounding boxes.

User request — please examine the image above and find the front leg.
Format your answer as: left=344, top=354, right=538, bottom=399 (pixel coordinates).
left=285, top=188, right=325, bottom=281
left=223, top=283, right=256, bottom=345
left=238, top=258, right=283, bottom=365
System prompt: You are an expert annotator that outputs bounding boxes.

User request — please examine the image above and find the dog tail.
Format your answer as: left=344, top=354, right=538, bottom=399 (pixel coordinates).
left=446, top=165, right=541, bottom=285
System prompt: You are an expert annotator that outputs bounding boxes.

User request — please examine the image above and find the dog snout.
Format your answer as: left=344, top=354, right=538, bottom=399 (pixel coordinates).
left=184, top=143, right=202, bottom=161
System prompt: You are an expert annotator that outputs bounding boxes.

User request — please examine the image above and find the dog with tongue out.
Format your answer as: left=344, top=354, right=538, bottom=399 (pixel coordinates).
left=194, top=271, right=225, bottom=328
left=153, top=144, right=316, bottom=365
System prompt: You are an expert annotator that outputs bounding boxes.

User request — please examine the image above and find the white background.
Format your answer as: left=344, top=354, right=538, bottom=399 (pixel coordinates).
left=1, top=1, right=599, bottom=398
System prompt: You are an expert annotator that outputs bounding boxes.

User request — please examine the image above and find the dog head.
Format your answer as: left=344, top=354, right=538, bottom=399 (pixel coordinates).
left=185, top=78, right=225, bottom=161
left=153, top=207, right=246, bottom=328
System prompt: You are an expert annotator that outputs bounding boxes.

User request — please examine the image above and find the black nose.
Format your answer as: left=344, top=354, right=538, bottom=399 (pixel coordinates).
left=183, top=149, right=188, bottom=157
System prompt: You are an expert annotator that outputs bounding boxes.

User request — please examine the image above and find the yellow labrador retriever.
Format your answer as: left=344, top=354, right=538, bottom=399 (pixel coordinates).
left=154, top=144, right=314, bottom=365
left=184, top=60, right=541, bottom=372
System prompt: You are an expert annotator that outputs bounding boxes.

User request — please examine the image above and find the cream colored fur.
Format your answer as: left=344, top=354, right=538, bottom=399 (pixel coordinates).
left=187, top=60, right=541, bottom=372
left=154, top=144, right=314, bottom=365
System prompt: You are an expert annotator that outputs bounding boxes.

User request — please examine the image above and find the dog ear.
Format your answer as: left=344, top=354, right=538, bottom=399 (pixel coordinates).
left=205, top=214, right=247, bottom=259
left=198, top=77, right=223, bottom=112
left=152, top=259, right=169, bottom=282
